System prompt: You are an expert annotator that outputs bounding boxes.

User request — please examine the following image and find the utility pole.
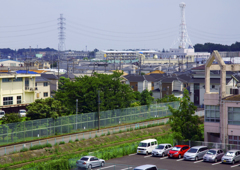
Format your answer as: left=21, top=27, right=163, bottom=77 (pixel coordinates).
left=97, top=90, right=100, bottom=131
left=72, top=61, right=74, bottom=73
left=76, top=99, right=78, bottom=130
left=178, top=56, right=180, bottom=72
left=67, top=59, right=69, bottom=78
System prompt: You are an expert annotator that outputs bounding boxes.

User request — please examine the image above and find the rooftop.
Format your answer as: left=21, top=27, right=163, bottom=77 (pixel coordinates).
left=223, top=95, right=240, bottom=101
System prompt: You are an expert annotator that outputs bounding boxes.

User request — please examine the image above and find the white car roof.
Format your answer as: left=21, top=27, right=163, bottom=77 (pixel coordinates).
left=140, top=139, right=157, bottom=143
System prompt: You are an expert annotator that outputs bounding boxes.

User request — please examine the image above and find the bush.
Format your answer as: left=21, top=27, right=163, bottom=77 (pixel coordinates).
left=69, top=140, right=73, bottom=143
left=59, top=141, right=65, bottom=145
left=107, top=131, right=110, bottom=135
left=20, top=147, right=28, bottom=152
left=75, top=139, right=79, bottom=142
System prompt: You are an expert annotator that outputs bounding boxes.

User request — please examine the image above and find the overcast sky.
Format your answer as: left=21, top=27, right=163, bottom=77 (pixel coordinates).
left=0, top=0, right=239, bottom=51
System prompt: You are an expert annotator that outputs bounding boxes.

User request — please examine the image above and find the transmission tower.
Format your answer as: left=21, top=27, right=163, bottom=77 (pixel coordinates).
left=58, top=14, right=66, bottom=52
left=178, top=2, right=192, bottom=49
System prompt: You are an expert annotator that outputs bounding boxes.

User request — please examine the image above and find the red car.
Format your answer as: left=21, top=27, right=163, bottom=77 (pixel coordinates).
left=168, top=145, right=190, bottom=159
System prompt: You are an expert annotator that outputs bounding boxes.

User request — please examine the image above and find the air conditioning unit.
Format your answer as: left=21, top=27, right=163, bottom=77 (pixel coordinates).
left=30, top=88, right=33, bottom=91
left=35, top=87, right=38, bottom=90
left=25, top=86, right=29, bottom=90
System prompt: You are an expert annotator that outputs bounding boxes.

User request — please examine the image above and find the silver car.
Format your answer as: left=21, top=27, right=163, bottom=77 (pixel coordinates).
left=134, top=164, right=157, bottom=170
left=221, top=150, right=240, bottom=164
left=76, top=156, right=105, bottom=169
left=184, top=146, right=208, bottom=161
left=203, top=149, right=224, bottom=162
left=152, top=143, right=172, bottom=157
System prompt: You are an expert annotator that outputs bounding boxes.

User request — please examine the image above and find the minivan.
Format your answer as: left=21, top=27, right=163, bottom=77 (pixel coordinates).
left=0, top=110, right=5, bottom=119
left=184, top=146, right=208, bottom=161
left=137, top=139, right=158, bottom=155
left=221, top=150, right=240, bottom=164
left=133, top=164, right=157, bottom=170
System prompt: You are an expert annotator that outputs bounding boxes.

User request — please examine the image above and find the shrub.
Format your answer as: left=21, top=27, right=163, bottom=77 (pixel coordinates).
left=75, top=139, right=79, bottom=142
left=20, top=147, right=28, bottom=152
left=101, top=133, right=105, bottom=136
left=107, top=131, right=110, bottom=135
left=29, top=144, right=44, bottom=150
left=59, top=141, right=65, bottom=145
left=69, top=140, right=73, bottom=143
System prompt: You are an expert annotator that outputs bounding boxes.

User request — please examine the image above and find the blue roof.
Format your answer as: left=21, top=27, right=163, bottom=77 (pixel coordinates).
left=16, top=70, right=38, bottom=74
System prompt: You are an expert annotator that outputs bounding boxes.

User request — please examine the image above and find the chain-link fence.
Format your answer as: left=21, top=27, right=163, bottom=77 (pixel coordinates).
left=177, top=140, right=240, bottom=152
left=0, top=101, right=179, bottom=145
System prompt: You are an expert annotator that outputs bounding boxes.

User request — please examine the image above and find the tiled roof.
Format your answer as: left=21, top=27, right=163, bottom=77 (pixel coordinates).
left=59, top=73, right=76, bottom=79
left=144, top=75, right=158, bottom=82
left=124, top=75, right=144, bottom=82
left=36, top=77, right=49, bottom=82
left=41, top=74, right=58, bottom=80
left=146, top=70, right=165, bottom=75
left=223, top=95, right=240, bottom=101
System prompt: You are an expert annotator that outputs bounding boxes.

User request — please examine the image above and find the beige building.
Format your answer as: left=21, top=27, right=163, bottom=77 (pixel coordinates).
left=0, top=73, right=40, bottom=112
left=35, top=77, right=51, bottom=99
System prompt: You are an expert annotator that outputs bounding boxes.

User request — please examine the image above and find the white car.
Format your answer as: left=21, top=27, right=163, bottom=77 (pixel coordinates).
left=137, top=139, right=158, bottom=155
left=18, top=109, right=27, bottom=117
left=0, top=110, right=5, bottom=119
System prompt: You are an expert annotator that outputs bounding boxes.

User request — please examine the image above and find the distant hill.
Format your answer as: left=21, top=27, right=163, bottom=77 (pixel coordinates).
left=194, top=42, right=240, bottom=53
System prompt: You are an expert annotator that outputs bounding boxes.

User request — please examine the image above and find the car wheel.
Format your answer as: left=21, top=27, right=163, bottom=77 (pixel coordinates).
left=88, top=164, right=92, bottom=170
left=101, top=162, right=105, bottom=167
left=146, top=151, right=148, bottom=155
left=162, top=153, right=165, bottom=157
left=214, top=158, right=217, bottom=163
left=178, top=154, right=181, bottom=159
left=195, top=156, right=198, bottom=161
left=232, top=160, right=235, bottom=165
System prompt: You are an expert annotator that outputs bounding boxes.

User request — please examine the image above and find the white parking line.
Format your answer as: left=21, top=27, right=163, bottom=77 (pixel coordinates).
left=120, top=167, right=132, bottom=170
left=212, top=162, right=222, bottom=165
left=144, top=155, right=152, bottom=158
left=129, top=153, right=137, bottom=156
left=160, top=157, right=168, bottom=160
left=231, top=164, right=240, bottom=168
left=177, top=158, right=184, bottom=161
left=97, top=165, right=115, bottom=170
left=194, top=160, right=203, bottom=163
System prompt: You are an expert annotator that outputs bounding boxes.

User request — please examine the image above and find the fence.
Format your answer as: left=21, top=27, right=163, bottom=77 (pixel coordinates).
left=177, top=140, right=240, bottom=152
left=0, top=101, right=179, bottom=145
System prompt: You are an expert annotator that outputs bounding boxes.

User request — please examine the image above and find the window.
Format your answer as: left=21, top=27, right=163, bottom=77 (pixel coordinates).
left=205, top=105, right=220, bottom=122
left=17, top=96, right=21, bottom=104
left=228, top=107, right=240, bottom=125
left=35, top=83, right=37, bottom=86
left=151, top=142, right=155, bottom=145
left=13, top=78, right=22, bottom=82
left=3, top=97, right=13, bottom=105
left=2, top=78, right=12, bottom=82
left=44, top=92, right=48, bottom=97
left=148, top=143, right=150, bottom=147
left=228, top=135, right=240, bottom=146
left=212, top=85, right=215, bottom=89
left=44, top=82, right=48, bottom=86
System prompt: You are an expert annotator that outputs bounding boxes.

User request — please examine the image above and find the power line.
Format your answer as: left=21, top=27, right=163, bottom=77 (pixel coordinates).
left=0, top=29, right=56, bottom=38
left=0, top=20, right=56, bottom=28
left=0, top=25, right=56, bottom=33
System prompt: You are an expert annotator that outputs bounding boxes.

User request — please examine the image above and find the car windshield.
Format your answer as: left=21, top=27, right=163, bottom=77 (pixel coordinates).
left=156, top=145, right=164, bottom=149
left=20, top=111, right=26, bottom=113
left=139, top=143, right=147, bottom=147
left=225, top=152, right=235, bottom=157
left=187, top=148, right=198, bottom=153
left=172, top=147, right=181, bottom=151
left=206, top=150, right=216, bottom=155
left=0, top=112, right=4, bottom=115
left=80, top=157, right=89, bottom=161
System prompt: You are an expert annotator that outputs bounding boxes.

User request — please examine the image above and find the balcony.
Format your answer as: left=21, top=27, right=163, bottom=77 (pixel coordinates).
left=25, top=86, right=37, bottom=92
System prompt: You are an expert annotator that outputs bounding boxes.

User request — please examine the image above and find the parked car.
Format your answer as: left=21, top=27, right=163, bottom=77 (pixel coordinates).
left=0, top=110, right=5, bottom=119
left=183, top=146, right=208, bottom=161
left=221, top=150, right=240, bottom=164
left=168, top=145, right=190, bottom=159
left=152, top=143, right=172, bottom=157
left=203, top=149, right=224, bottom=162
left=137, top=139, right=158, bottom=155
left=133, top=164, right=157, bottom=170
left=76, top=156, right=105, bottom=169
left=18, top=109, right=27, bottom=117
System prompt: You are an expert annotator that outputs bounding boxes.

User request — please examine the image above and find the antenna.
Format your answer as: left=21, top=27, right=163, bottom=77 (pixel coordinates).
left=178, top=2, right=192, bottom=49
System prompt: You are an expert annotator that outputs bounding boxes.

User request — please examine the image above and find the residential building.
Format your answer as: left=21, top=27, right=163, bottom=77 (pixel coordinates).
left=0, top=72, right=40, bottom=112
left=35, top=77, right=51, bottom=99
left=204, top=51, right=240, bottom=144
left=40, top=73, right=58, bottom=95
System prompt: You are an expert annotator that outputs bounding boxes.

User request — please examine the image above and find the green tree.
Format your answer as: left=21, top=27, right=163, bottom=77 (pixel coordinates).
left=168, top=89, right=202, bottom=141
left=1, top=113, right=22, bottom=142
left=55, top=71, right=135, bottom=113
left=156, top=94, right=180, bottom=103
left=26, top=98, right=70, bottom=120
left=140, top=90, right=154, bottom=106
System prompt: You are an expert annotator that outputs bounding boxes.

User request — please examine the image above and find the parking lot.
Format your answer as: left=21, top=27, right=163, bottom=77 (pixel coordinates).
left=103, top=153, right=240, bottom=170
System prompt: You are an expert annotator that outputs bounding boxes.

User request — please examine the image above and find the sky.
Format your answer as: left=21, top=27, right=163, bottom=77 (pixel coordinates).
left=0, top=0, right=239, bottom=51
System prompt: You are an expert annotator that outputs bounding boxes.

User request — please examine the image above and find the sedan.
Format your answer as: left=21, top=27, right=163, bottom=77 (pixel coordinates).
left=76, top=156, right=105, bottom=169
left=168, top=145, right=190, bottom=159
left=203, top=149, right=224, bottom=162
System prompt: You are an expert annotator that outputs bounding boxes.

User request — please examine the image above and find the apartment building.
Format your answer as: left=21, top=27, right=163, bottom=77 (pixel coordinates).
left=204, top=51, right=240, bottom=145
left=35, top=77, right=51, bottom=99
left=0, top=72, right=40, bottom=112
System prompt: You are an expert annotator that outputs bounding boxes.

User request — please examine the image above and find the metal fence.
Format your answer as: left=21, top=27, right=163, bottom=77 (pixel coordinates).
left=0, top=101, right=179, bottom=145
left=177, top=140, right=240, bottom=152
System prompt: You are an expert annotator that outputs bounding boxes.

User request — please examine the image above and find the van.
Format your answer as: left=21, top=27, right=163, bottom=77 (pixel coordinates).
left=183, top=146, right=209, bottom=161
left=137, top=139, right=158, bottom=155
left=0, top=110, right=5, bottom=119
left=133, top=164, right=157, bottom=170
left=18, top=109, right=27, bottom=117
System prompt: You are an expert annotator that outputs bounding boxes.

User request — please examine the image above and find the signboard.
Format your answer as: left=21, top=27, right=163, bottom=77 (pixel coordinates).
left=36, top=54, right=43, bottom=58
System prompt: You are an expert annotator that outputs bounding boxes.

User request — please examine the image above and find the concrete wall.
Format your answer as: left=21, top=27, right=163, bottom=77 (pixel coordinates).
left=35, top=82, right=50, bottom=99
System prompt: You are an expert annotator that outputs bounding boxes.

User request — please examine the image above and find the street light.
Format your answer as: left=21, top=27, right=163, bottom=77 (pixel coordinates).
left=76, top=99, right=78, bottom=130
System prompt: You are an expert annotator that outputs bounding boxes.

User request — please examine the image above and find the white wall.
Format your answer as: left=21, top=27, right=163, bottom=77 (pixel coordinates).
left=35, top=81, right=50, bottom=99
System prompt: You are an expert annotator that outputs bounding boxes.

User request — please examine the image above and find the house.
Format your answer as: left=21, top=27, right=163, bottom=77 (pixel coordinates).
left=204, top=51, right=240, bottom=144
left=0, top=59, right=23, bottom=67
left=34, top=60, right=50, bottom=69
left=40, top=74, right=58, bottom=95
left=0, top=72, right=40, bottom=113
left=35, top=77, right=51, bottom=99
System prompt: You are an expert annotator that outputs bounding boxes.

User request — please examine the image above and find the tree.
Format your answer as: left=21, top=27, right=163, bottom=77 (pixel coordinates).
left=26, top=98, right=70, bottom=120
left=156, top=94, right=180, bottom=103
left=140, top=90, right=154, bottom=106
left=168, top=89, right=203, bottom=141
left=55, top=71, right=135, bottom=113
left=1, top=113, right=22, bottom=142
left=141, top=72, right=145, bottom=75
